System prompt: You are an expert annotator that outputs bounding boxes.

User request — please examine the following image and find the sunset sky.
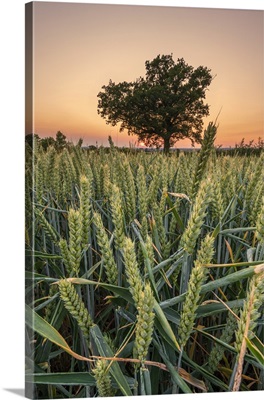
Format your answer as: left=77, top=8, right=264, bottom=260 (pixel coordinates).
left=30, top=0, right=263, bottom=148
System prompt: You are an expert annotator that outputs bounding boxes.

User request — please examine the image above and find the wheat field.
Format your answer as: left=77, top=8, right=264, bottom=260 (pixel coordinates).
left=25, top=125, right=264, bottom=398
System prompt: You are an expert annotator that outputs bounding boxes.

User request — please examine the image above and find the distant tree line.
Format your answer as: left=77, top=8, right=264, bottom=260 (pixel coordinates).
left=216, top=137, right=264, bottom=156
left=25, top=131, right=83, bottom=152
left=25, top=131, right=263, bottom=157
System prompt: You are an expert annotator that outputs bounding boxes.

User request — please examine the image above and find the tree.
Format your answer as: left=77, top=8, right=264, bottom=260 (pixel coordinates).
left=25, top=133, right=40, bottom=148
left=40, top=136, right=56, bottom=151
left=97, top=54, right=213, bottom=153
left=55, top=131, right=67, bottom=152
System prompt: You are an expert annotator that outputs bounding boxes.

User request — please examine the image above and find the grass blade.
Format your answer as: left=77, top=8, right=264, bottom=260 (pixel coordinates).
left=153, top=300, right=181, bottom=352
left=160, top=264, right=262, bottom=309
left=25, top=372, right=96, bottom=386
left=245, top=338, right=264, bottom=367
left=25, top=304, right=92, bottom=362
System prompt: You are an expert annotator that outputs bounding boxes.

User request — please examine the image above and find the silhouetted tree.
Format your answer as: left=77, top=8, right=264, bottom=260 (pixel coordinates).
left=41, top=136, right=56, bottom=151
left=55, top=131, right=67, bottom=151
left=25, top=133, right=40, bottom=148
left=97, top=54, right=213, bottom=153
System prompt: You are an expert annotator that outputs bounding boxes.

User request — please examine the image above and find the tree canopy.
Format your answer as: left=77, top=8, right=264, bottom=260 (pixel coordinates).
left=97, top=54, right=213, bottom=153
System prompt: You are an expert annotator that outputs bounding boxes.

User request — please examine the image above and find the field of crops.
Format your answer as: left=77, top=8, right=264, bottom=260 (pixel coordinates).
left=25, top=124, right=264, bottom=398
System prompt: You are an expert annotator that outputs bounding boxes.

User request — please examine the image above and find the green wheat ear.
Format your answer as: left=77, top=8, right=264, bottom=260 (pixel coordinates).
left=102, top=163, right=111, bottom=198
left=256, top=196, right=264, bottom=244
left=58, top=279, right=93, bottom=340
left=59, top=238, right=71, bottom=276
left=234, top=270, right=264, bottom=354
left=231, top=269, right=264, bottom=391
left=34, top=207, right=59, bottom=244
left=178, top=234, right=214, bottom=348
left=92, top=359, right=116, bottom=397
left=144, top=234, right=155, bottom=273
left=79, top=174, right=92, bottom=249
left=44, top=285, right=58, bottom=323
left=134, top=283, right=155, bottom=365
left=93, top=212, right=118, bottom=285
left=68, top=209, right=82, bottom=276
left=208, top=310, right=238, bottom=373
left=137, top=164, right=148, bottom=221
left=123, top=237, right=143, bottom=307
left=180, top=178, right=211, bottom=255
left=35, top=157, right=45, bottom=205
left=123, top=159, right=136, bottom=222
left=191, top=122, right=217, bottom=200
left=109, top=184, right=125, bottom=250
left=45, top=147, right=56, bottom=193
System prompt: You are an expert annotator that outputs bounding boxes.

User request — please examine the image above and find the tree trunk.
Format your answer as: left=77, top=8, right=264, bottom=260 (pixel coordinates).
left=163, top=136, right=170, bottom=155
